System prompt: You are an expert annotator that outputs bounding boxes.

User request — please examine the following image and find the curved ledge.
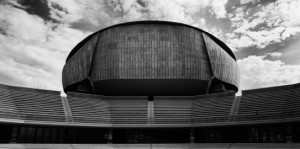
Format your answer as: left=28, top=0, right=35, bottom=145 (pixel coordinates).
left=1, top=113, right=300, bottom=128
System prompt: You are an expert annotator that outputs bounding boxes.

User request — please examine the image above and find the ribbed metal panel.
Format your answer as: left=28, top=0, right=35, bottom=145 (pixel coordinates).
left=202, top=33, right=240, bottom=88
left=62, top=33, right=99, bottom=88
left=91, top=24, right=211, bottom=81
left=62, top=21, right=240, bottom=94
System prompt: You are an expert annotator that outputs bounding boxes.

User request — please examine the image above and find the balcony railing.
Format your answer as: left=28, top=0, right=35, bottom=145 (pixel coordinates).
left=0, top=110, right=300, bottom=125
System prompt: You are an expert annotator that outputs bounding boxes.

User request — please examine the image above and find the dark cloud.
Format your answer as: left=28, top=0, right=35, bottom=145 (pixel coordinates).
left=225, top=0, right=240, bottom=12
left=18, top=0, right=55, bottom=22
left=278, top=35, right=300, bottom=65
left=137, top=0, right=146, bottom=8
left=234, top=46, right=259, bottom=59
left=235, top=41, right=286, bottom=60
left=0, top=22, right=8, bottom=35
left=0, top=73, right=17, bottom=84
left=235, top=34, right=300, bottom=66
left=205, top=14, right=232, bottom=32
left=70, top=19, right=101, bottom=32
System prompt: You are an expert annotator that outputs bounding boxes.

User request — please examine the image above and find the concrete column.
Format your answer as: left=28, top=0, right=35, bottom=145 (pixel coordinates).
left=107, top=129, right=113, bottom=144
left=190, top=129, right=195, bottom=143
left=9, top=126, right=20, bottom=143
left=61, top=97, right=73, bottom=122
left=147, top=97, right=154, bottom=124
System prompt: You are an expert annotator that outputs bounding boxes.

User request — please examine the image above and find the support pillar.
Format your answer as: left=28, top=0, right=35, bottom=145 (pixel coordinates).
left=9, top=126, right=20, bottom=143
left=88, top=77, right=96, bottom=94
left=190, top=128, right=195, bottom=143
left=285, top=125, right=293, bottom=143
left=107, top=129, right=113, bottom=144
left=148, top=96, right=154, bottom=124
left=61, top=97, right=73, bottom=122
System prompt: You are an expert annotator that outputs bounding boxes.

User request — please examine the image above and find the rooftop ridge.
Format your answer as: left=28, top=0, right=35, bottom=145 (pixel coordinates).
left=242, top=83, right=300, bottom=94
left=0, top=83, right=60, bottom=95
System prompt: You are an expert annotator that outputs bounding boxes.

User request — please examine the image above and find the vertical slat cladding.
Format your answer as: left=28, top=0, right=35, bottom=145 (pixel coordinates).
left=91, top=24, right=211, bottom=81
left=202, top=33, right=240, bottom=88
left=62, top=33, right=100, bottom=89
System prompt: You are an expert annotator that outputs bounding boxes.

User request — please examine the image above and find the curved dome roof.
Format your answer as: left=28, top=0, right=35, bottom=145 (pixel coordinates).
left=62, top=20, right=239, bottom=96
left=66, top=21, right=236, bottom=62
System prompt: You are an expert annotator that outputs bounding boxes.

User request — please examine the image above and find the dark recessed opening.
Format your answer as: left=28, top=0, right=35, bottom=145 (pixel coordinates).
left=148, top=96, right=154, bottom=101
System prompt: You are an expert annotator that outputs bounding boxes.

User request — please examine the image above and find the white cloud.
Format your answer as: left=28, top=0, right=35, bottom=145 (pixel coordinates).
left=2, top=0, right=299, bottom=96
left=47, top=0, right=85, bottom=23
left=238, top=55, right=300, bottom=91
left=265, top=52, right=282, bottom=58
left=226, top=35, right=254, bottom=50
left=0, top=0, right=230, bottom=92
left=0, top=5, right=48, bottom=42
left=209, top=0, right=228, bottom=18
left=0, top=4, right=90, bottom=91
left=227, top=0, right=300, bottom=50
left=46, top=0, right=228, bottom=28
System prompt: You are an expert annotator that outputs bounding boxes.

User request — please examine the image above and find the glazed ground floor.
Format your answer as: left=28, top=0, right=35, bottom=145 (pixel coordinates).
left=0, top=122, right=300, bottom=143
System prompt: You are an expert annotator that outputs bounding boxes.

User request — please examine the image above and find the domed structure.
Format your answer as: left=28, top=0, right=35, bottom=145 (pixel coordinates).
left=2, top=21, right=300, bottom=146
left=62, top=21, right=240, bottom=96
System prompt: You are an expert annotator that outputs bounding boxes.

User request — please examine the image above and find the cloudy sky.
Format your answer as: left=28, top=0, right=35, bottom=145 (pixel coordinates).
left=0, top=0, right=300, bottom=94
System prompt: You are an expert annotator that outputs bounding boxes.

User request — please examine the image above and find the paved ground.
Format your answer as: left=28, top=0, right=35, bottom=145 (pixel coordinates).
left=0, top=143, right=300, bottom=149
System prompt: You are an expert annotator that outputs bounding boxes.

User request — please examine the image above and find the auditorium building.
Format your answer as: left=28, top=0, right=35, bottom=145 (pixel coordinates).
left=0, top=21, right=299, bottom=144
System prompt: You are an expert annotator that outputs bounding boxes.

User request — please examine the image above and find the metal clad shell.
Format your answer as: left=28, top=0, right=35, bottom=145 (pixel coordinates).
left=62, top=22, right=239, bottom=93
left=203, top=33, right=240, bottom=88
left=90, top=24, right=211, bottom=81
left=62, top=33, right=99, bottom=88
